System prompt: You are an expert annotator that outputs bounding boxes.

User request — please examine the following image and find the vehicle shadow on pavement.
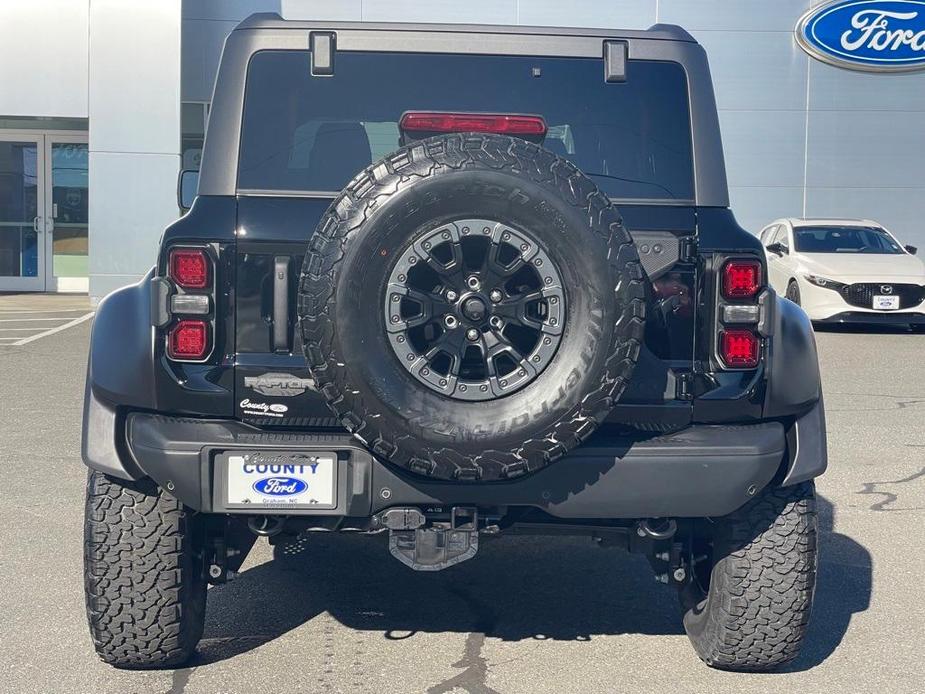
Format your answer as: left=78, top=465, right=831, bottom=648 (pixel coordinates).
left=194, top=532, right=683, bottom=665
left=785, top=494, right=872, bottom=672
left=192, top=493, right=870, bottom=671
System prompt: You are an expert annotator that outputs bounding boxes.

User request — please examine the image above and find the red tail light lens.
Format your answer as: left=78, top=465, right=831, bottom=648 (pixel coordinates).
left=720, top=330, right=760, bottom=368
left=722, top=259, right=762, bottom=299
left=168, top=319, right=209, bottom=360
left=399, top=111, right=548, bottom=137
left=169, top=248, right=210, bottom=289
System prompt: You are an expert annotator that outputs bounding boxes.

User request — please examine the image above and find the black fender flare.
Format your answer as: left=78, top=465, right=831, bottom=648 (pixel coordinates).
left=764, top=292, right=822, bottom=417
left=81, top=270, right=157, bottom=480
left=763, top=292, right=828, bottom=485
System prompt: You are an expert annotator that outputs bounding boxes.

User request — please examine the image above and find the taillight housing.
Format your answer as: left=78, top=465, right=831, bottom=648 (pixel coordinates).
left=722, top=259, right=762, bottom=300
left=163, top=245, right=215, bottom=362
left=169, top=248, right=210, bottom=289
left=168, top=319, right=209, bottom=360
left=715, top=257, right=765, bottom=370
left=719, top=330, right=760, bottom=369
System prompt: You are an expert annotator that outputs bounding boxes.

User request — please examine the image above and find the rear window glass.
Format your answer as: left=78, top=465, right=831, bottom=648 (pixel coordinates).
left=237, top=51, right=694, bottom=201
left=793, top=226, right=903, bottom=254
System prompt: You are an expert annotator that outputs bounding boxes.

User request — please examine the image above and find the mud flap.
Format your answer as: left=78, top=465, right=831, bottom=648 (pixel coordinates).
left=383, top=507, right=479, bottom=571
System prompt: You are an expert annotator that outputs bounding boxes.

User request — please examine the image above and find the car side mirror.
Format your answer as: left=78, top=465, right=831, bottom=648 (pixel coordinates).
left=905, top=244, right=918, bottom=255
left=766, top=241, right=789, bottom=256
left=177, top=169, right=199, bottom=212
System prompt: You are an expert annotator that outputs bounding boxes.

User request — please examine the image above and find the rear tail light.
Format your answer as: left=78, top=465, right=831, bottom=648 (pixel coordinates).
left=169, top=248, right=210, bottom=289
left=162, top=245, right=214, bottom=362
left=719, top=329, right=760, bottom=369
left=168, top=319, right=209, bottom=360
left=170, top=294, right=210, bottom=315
left=716, top=257, right=765, bottom=370
left=722, top=259, right=762, bottom=299
left=399, top=111, right=548, bottom=137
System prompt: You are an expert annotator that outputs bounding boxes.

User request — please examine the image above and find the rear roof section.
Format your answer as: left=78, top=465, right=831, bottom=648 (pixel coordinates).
left=198, top=13, right=728, bottom=206
left=234, top=13, right=698, bottom=42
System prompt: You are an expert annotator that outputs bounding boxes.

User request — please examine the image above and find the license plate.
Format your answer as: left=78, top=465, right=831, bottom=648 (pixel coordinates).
left=873, top=295, right=900, bottom=310
left=224, top=451, right=337, bottom=509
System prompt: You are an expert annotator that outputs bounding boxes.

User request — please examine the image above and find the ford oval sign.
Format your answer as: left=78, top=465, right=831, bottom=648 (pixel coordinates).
left=253, top=477, right=308, bottom=496
left=796, top=0, right=925, bottom=72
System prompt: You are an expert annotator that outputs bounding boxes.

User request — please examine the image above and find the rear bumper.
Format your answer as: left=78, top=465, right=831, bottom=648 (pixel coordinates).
left=82, top=387, right=827, bottom=519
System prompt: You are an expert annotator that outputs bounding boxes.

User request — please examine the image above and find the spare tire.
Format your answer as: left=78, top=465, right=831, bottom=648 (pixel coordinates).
left=298, top=133, right=646, bottom=481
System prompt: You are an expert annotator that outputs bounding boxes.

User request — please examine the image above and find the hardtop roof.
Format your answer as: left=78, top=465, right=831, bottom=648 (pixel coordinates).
left=234, top=12, right=696, bottom=44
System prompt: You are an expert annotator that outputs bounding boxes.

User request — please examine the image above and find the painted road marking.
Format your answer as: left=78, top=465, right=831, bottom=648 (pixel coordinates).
left=0, top=318, right=93, bottom=323
left=0, top=308, right=91, bottom=314
left=3, top=312, right=94, bottom=346
left=0, top=317, right=92, bottom=322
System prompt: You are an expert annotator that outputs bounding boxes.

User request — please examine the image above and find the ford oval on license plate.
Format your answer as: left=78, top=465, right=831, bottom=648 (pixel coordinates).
left=873, top=295, right=899, bottom=310
left=224, top=451, right=336, bottom=509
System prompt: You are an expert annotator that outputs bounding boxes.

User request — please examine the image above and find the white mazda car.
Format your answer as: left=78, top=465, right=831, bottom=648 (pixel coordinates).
left=758, top=218, right=925, bottom=328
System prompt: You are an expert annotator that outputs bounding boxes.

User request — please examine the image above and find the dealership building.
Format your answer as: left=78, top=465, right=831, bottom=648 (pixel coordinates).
left=1, top=0, right=924, bottom=301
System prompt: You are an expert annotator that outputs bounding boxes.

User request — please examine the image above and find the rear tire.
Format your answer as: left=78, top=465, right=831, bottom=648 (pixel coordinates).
left=680, top=482, right=818, bottom=672
left=84, top=470, right=207, bottom=669
left=785, top=280, right=801, bottom=306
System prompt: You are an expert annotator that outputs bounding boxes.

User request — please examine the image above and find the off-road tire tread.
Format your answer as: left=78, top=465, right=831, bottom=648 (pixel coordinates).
left=298, top=133, right=646, bottom=481
left=84, top=470, right=206, bottom=669
left=684, top=482, right=818, bottom=671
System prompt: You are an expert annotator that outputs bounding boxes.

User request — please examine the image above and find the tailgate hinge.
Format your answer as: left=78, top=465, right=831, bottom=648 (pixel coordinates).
left=675, top=372, right=694, bottom=401
left=679, top=236, right=698, bottom=263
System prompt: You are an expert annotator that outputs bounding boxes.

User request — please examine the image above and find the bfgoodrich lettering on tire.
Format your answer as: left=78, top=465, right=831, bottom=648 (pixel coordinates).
left=680, top=482, right=818, bottom=671
left=299, top=133, right=646, bottom=481
left=83, top=470, right=206, bottom=669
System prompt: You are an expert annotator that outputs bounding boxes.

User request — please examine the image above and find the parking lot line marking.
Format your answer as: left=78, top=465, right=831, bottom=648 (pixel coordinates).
left=11, top=312, right=94, bottom=346
left=0, top=328, right=47, bottom=331
left=0, top=308, right=91, bottom=314
left=0, top=317, right=87, bottom=322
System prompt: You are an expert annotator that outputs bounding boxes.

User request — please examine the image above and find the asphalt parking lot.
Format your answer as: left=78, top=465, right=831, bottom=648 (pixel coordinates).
left=1, top=298, right=923, bottom=694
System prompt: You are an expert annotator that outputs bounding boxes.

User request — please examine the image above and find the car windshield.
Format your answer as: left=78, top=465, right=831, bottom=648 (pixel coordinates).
left=793, top=226, right=904, bottom=254
left=237, top=51, right=695, bottom=201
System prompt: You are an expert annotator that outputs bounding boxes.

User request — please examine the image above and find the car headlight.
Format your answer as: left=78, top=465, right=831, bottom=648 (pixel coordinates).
left=804, top=275, right=846, bottom=291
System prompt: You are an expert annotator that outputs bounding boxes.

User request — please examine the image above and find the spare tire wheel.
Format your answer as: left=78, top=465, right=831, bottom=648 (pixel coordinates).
left=298, top=133, right=646, bottom=481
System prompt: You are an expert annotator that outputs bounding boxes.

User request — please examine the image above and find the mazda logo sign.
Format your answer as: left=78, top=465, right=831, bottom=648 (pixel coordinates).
left=881, top=285, right=894, bottom=294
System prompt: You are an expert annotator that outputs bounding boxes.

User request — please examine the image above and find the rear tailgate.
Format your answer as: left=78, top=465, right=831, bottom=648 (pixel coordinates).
left=232, top=48, right=702, bottom=430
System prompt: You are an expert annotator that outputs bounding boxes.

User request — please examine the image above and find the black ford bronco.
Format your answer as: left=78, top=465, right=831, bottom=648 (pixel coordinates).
left=82, top=14, right=827, bottom=672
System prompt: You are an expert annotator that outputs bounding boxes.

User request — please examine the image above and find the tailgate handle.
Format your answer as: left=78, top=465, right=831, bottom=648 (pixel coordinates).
left=272, top=256, right=290, bottom=353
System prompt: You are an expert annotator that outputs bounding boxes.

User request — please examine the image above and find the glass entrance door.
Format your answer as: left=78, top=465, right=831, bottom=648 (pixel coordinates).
left=0, top=132, right=88, bottom=293
left=0, top=135, right=45, bottom=291
left=46, top=136, right=89, bottom=292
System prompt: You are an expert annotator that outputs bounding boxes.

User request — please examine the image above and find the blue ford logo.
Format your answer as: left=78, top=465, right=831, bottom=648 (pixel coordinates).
left=796, top=1, right=925, bottom=71
left=253, top=477, right=307, bottom=496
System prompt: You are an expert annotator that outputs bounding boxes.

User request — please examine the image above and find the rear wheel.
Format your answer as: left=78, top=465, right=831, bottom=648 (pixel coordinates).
left=84, top=470, right=207, bottom=669
left=680, top=482, right=818, bottom=671
left=786, top=279, right=801, bottom=306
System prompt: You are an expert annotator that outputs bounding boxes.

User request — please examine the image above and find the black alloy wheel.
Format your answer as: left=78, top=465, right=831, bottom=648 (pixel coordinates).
left=385, top=218, right=565, bottom=401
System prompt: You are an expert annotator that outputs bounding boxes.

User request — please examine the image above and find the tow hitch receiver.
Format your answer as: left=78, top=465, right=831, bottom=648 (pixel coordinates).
left=380, top=507, right=479, bottom=571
